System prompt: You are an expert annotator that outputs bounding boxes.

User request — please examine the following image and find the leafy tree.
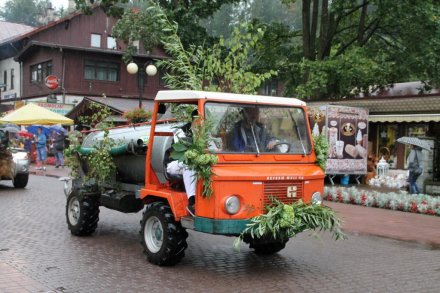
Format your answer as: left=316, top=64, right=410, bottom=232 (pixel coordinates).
left=74, top=0, right=242, bottom=47
left=281, top=0, right=440, bottom=99
left=0, top=0, right=58, bottom=26
left=144, top=4, right=277, bottom=93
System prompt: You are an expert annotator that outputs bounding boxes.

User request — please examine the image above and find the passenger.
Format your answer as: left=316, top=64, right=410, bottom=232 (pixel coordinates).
left=232, top=107, right=278, bottom=152
left=167, top=109, right=220, bottom=216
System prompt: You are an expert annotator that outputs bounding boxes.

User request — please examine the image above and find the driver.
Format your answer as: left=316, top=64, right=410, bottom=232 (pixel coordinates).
left=232, top=107, right=278, bottom=152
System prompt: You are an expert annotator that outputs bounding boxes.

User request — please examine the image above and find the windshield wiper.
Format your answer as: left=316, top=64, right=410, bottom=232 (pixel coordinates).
left=250, top=125, right=261, bottom=156
left=288, top=111, right=306, bottom=156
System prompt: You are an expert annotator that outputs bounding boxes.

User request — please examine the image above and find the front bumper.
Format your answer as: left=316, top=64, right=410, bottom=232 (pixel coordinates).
left=194, top=217, right=249, bottom=235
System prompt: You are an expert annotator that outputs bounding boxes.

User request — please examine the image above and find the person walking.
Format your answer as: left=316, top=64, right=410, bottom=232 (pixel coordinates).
left=52, top=130, right=65, bottom=168
left=36, top=127, right=47, bottom=171
left=407, top=145, right=424, bottom=194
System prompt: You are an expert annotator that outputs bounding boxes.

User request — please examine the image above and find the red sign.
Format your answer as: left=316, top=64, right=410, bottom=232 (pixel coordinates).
left=45, top=75, right=59, bottom=90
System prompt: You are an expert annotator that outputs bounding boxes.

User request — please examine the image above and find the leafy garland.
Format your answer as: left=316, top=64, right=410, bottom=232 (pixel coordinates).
left=170, top=117, right=218, bottom=198
left=234, top=198, right=346, bottom=249
left=313, top=134, right=329, bottom=171
left=64, top=101, right=117, bottom=187
left=123, top=107, right=152, bottom=124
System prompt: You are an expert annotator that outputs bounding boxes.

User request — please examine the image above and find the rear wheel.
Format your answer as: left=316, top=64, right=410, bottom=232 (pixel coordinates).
left=66, top=192, right=100, bottom=236
left=140, top=202, right=188, bottom=266
left=13, top=173, right=28, bottom=188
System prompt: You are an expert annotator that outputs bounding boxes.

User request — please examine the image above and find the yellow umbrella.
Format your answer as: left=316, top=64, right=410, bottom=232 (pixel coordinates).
left=0, top=103, right=73, bottom=125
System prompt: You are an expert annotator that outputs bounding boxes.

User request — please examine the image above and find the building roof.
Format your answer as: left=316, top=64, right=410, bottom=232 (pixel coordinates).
left=66, top=96, right=154, bottom=121
left=155, top=90, right=306, bottom=106
left=14, top=41, right=166, bottom=62
left=307, top=82, right=440, bottom=123
left=0, top=21, right=34, bottom=44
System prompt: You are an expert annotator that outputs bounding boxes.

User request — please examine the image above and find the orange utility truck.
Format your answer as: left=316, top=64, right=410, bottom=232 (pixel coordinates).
left=64, top=90, right=325, bottom=266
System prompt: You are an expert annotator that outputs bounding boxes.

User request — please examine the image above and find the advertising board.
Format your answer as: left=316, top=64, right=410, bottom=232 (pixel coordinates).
left=309, top=105, right=369, bottom=175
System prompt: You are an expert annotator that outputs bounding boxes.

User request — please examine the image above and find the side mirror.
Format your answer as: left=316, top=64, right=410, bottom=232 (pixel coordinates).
left=158, top=103, right=167, bottom=114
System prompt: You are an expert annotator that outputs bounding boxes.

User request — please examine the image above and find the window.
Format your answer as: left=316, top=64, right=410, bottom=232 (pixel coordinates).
left=91, top=33, right=101, bottom=47
left=132, top=40, right=140, bottom=52
left=204, top=102, right=312, bottom=154
left=84, top=59, right=119, bottom=81
left=107, top=36, right=117, bottom=49
left=260, top=79, right=278, bottom=96
left=10, top=69, right=14, bottom=90
left=377, top=124, right=398, bottom=169
left=30, top=61, right=52, bottom=83
left=3, top=70, right=6, bottom=89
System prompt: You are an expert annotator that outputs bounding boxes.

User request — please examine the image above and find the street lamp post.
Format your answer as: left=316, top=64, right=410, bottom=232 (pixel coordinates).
left=127, top=61, right=158, bottom=108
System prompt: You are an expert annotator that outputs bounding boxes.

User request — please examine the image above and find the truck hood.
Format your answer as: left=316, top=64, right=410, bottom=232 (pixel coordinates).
left=212, top=163, right=324, bottom=181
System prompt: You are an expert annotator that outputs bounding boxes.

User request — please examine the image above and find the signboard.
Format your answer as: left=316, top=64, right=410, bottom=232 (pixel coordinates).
left=1, top=92, right=17, bottom=101
left=309, top=105, right=369, bottom=175
left=45, top=75, right=59, bottom=90
left=35, top=102, right=74, bottom=116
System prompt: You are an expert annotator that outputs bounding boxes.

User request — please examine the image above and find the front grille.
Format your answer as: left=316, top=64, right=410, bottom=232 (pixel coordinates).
left=263, top=181, right=303, bottom=209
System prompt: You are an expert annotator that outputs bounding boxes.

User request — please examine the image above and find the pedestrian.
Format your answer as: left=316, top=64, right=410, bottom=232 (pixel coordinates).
left=24, top=137, right=32, bottom=154
left=52, top=130, right=65, bottom=168
left=36, top=127, right=47, bottom=171
left=407, top=145, right=424, bottom=194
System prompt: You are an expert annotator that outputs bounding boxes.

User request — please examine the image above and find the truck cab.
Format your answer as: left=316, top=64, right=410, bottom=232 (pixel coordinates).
left=140, top=91, right=324, bottom=263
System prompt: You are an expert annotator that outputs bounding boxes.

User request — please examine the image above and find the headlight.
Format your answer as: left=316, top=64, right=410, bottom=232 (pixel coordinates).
left=225, top=195, right=240, bottom=215
left=311, top=192, right=322, bottom=205
left=13, top=152, right=28, bottom=160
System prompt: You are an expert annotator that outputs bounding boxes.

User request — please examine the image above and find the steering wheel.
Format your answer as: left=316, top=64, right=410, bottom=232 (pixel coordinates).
left=273, top=142, right=291, bottom=153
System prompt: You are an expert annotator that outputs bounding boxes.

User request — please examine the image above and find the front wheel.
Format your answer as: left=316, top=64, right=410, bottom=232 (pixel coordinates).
left=140, top=202, right=188, bottom=266
left=66, top=192, right=100, bottom=236
left=13, top=173, right=28, bottom=188
left=245, top=235, right=289, bottom=255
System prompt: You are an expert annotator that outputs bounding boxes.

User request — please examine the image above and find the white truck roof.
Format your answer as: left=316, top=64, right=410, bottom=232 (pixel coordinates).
left=155, top=90, right=306, bottom=107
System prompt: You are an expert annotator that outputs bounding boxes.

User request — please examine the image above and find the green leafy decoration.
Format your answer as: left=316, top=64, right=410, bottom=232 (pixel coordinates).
left=65, top=101, right=117, bottom=188
left=313, top=134, right=329, bottom=171
left=170, top=117, right=218, bottom=198
left=234, top=197, right=346, bottom=249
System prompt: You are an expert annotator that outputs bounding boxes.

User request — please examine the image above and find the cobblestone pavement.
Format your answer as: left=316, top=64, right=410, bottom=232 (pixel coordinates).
left=1, top=176, right=439, bottom=293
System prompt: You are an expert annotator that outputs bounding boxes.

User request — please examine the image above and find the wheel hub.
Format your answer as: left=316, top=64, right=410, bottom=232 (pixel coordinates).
left=144, top=216, right=163, bottom=253
left=68, top=198, right=80, bottom=225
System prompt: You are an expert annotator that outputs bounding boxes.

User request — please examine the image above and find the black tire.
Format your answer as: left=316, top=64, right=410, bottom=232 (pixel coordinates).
left=13, top=173, right=28, bottom=188
left=66, top=192, right=100, bottom=236
left=250, top=241, right=288, bottom=255
left=140, top=202, right=188, bottom=266
left=245, top=235, right=289, bottom=255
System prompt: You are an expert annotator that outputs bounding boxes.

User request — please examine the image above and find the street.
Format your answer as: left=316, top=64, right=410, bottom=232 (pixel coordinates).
left=0, top=175, right=439, bottom=293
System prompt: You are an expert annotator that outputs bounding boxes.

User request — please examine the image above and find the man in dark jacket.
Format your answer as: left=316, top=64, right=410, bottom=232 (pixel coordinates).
left=232, top=107, right=277, bottom=152
left=52, top=131, right=65, bottom=168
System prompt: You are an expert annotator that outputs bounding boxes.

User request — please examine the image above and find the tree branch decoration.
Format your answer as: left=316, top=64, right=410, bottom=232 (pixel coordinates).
left=170, top=117, right=218, bottom=198
left=313, top=134, right=329, bottom=171
left=234, top=197, right=346, bottom=249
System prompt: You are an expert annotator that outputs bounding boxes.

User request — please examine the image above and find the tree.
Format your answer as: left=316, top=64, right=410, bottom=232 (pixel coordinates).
left=281, top=0, right=440, bottom=99
left=0, top=0, right=57, bottom=26
left=141, top=4, right=277, bottom=93
left=74, top=0, right=242, bottom=47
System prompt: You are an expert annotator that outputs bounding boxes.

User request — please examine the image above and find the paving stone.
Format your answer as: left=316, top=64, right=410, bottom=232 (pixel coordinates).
left=0, top=176, right=439, bottom=292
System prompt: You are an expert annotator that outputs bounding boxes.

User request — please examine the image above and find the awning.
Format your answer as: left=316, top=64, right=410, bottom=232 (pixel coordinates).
left=369, top=113, right=440, bottom=123
left=0, top=103, right=74, bottom=125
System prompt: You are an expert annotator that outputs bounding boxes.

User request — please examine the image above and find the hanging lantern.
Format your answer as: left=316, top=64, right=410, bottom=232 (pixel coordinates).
left=377, top=156, right=389, bottom=178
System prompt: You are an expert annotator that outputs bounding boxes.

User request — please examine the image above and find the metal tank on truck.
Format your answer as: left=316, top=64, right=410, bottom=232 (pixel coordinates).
left=63, top=90, right=336, bottom=266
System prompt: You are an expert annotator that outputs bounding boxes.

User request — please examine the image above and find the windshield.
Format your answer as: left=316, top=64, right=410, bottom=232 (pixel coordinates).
left=205, top=102, right=312, bottom=154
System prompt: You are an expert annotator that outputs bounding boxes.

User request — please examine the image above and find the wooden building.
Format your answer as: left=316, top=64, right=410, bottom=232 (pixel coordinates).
left=1, top=6, right=166, bottom=118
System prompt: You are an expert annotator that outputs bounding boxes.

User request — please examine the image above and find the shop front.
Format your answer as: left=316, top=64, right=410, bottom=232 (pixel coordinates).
left=307, top=81, right=440, bottom=194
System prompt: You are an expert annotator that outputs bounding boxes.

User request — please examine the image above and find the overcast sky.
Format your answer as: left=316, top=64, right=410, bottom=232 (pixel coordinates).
left=0, top=0, right=68, bottom=10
